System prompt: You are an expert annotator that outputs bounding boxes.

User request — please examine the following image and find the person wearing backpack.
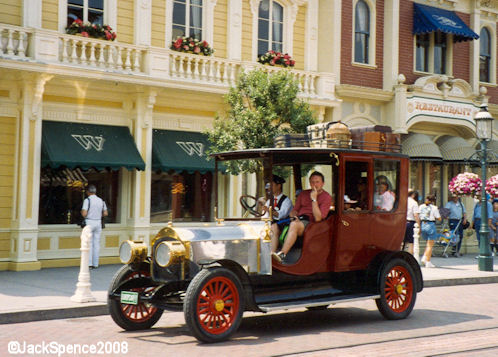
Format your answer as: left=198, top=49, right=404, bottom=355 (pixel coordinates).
left=419, top=195, right=441, bottom=268
left=258, top=175, right=293, bottom=253
left=81, top=185, right=108, bottom=269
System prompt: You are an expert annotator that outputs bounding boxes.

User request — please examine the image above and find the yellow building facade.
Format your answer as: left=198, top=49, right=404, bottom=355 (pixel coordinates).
left=0, top=0, right=340, bottom=270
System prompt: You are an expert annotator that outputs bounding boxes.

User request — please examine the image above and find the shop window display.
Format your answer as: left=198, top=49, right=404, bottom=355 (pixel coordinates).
left=150, top=171, right=212, bottom=223
left=39, top=168, right=119, bottom=225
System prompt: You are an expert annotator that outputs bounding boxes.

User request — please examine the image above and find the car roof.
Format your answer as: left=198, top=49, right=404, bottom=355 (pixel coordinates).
left=212, top=147, right=408, bottom=165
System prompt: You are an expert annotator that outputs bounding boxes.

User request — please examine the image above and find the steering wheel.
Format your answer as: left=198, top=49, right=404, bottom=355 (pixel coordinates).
left=239, top=195, right=264, bottom=217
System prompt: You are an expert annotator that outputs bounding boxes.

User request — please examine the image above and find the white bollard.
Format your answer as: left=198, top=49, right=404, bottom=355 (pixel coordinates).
left=71, top=225, right=96, bottom=303
left=413, top=222, right=420, bottom=264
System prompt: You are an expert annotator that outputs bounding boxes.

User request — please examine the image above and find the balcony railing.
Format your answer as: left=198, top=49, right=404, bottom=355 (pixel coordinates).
left=0, top=24, right=336, bottom=102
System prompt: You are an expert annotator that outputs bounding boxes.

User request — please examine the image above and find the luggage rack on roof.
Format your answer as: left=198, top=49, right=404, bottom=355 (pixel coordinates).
left=273, top=135, right=401, bottom=153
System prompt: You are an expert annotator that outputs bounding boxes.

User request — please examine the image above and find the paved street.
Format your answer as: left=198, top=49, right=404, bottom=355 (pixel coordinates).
left=2, top=283, right=498, bottom=357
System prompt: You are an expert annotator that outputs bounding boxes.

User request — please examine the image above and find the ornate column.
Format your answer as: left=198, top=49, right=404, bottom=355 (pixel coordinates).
left=128, top=89, right=156, bottom=244
left=227, top=0, right=243, bottom=60
left=22, top=0, right=42, bottom=28
left=10, top=74, right=52, bottom=270
left=392, top=74, right=408, bottom=134
left=304, top=0, right=318, bottom=71
left=135, top=0, right=152, bottom=46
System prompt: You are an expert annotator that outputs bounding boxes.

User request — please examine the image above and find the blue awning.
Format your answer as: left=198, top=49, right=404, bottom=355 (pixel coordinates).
left=413, top=3, right=479, bottom=42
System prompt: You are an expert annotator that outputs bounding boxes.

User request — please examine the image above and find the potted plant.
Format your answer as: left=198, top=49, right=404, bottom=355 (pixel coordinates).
left=170, top=36, right=214, bottom=56
left=258, top=50, right=295, bottom=67
left=486, top=174, right=498, bottom=198
left=66, top=19, right=117, bottom=41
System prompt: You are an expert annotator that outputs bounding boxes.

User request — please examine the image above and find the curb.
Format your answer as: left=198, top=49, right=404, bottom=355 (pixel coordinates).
left=0, top=304, right=108, bottom=325
left=4, top=275, right=498, bottom=324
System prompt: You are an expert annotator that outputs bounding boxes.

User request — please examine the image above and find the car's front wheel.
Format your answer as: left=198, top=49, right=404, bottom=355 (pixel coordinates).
left=108, top=265, right=163, bottom=330
left=375, top=258, right=416, bottom=320
left=184, top=267, right=244, bottom=343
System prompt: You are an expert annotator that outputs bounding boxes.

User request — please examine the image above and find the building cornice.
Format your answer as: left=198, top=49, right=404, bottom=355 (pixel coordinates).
left=335, top=84, right=394, bottom=103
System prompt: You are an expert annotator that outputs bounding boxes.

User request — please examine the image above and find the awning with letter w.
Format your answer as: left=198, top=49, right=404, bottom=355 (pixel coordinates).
left=41, top=121, right=145, bottom=171
left=152, top=129, right=215, bottom=173
left=413, top=3, right=479, bottom=42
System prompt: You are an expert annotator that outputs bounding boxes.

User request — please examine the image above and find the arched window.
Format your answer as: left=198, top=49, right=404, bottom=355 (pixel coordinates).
left=258, top=0, right=284, bottom=57
left=67, top=0, right=104, bottom=26
left=354, top=0, right=370, bottom=63
left=480, top=27, right=491, bottom=83
left=172, top=0, right=203, bottom=40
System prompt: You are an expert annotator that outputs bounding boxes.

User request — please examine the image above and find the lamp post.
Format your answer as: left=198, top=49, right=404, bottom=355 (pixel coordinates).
left=475, top=104, right=494, bottom=272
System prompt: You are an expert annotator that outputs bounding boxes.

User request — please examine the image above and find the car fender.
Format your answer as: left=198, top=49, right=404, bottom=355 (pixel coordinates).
left=366, top=251, right=423, bottom=293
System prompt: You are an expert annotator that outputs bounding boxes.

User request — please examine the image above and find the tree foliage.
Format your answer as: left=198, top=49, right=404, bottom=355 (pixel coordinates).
left=207, top=70, right=315, bottom=174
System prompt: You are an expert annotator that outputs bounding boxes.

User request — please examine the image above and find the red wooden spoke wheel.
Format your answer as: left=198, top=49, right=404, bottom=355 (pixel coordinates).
left=376, top=258, right=417, bottom=320
left=196, top=276, right=240, bottom=334
left=383, top=265, right=413, bottom=312
left=184, top=268, right=244, bottom=343
left=120, top=271, right=159, bottom=322
left=108, top=265, right=163, bottom=330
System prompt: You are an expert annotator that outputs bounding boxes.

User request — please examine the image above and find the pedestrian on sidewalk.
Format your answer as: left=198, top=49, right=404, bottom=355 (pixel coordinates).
left=403, top=189, right=420, bottom=254
left=491, top=199, right=498, bottom=256
left=444, top=194, right=467, bottom=257
left=419, top=195, right=441, bottom=268
left=81, top=185, right=108, bottom=269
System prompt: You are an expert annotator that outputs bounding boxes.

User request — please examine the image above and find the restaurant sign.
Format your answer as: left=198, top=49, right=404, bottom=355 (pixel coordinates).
left=406, top=97, right=479, bottom=124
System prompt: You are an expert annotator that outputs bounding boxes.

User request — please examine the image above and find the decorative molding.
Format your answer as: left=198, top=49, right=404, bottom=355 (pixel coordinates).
left=227, top=0, right=243, bottom=60
left=30, top=74, right=53, bottom=121
left=135, top=0, right=152, bottom=46
left=152, top=113, right=213, bottom=131
left=43, top=103, right=128, bottom=126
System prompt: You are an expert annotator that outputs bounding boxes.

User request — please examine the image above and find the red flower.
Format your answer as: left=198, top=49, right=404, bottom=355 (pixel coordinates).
left=106, top=25, right=111, bottom=31
left=112, top=32, right=117, bottom=40
left=174, top=38, right=183, bottom=49
left=183, top=45, right=189, bottom=50
left=203, top=40, right=208, bottom=47
left=194, top=46, right=201, bottom=53
left=74, top=19, right=83, bottom=25
left=80, top=31, right=89, bottom=37
left=270, top=59, right=276, bottom=65
left=189, top=42, right=194, bottom=47
left=104, top=31, right=112, bottom=40
left=290, top=60, right=295, bottom=66
left=284, top=54, right=289, bottom=59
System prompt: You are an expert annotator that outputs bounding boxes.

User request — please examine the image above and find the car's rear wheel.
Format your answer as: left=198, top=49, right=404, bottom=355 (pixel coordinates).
left=375, top=258, right=416, bottom=320
left=108, top=265, right=163, bottom=330
left=184, top=267, right=244, bottom=343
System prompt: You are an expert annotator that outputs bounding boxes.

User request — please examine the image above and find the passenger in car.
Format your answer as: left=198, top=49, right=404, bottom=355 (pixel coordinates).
left=344, top=195, right=358, bottom=211
left=374, top=177, right=394, bottom=211
left=271, top=171, right=332, bottom=263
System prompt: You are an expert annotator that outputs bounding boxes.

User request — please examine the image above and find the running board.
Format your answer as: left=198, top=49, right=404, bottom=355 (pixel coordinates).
left=257, top=293, right=380, bottom=312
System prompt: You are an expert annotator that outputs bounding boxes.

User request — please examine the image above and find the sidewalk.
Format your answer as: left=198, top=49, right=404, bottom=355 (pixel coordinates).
left=1, top=255, right=498, bottom=324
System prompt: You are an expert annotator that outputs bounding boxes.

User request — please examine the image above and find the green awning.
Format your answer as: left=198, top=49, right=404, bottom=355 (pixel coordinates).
left=436, top=136, right=476, bottom=163
left=41, top=121, right=145, bottom=171
left=402, top=133, right=443, bottom=161
left=152, top=129, right=215, bottom=173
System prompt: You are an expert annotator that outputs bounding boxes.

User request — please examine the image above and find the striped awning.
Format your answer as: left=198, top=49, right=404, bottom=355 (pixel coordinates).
left=436, top=136, right=476, bottom=163
left=402, top=133, right=442, bottom=161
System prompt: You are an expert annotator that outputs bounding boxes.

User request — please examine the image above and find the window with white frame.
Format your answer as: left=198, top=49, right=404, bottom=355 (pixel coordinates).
left=414, top=32, right=450, bottom=74
left=67, top=0, right=104, bottom=26
left=257, top=0, right=284, bottom=56
left=480, top=27, right=491, bottom=83
left=354, top=0, right=370, bottom=64
left=172, top=0, right=203, bottom=40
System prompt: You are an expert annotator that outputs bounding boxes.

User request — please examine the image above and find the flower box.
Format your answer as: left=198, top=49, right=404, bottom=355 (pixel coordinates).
left=258, top=50, right=295, bottom=67
left=170, top=36, right=214, bottom=56
left=66, top=19, right=116, bottom=41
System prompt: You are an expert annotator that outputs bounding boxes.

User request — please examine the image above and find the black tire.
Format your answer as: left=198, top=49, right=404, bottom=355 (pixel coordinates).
left=375, top=258, right=417, bottom=320
left=108, top=265, right=163, bottom=330
left=306, top=305, right=329, bottom=311
left=184, top=267, right=244, bottom=343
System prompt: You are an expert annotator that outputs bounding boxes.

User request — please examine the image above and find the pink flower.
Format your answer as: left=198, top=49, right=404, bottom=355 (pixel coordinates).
left=183, top=45, right=189, bottom=50
left=80, top=31, right=89, bottom=37
left=194, top=46, right=201, bottom=53
left=74, top=19, right=83, bottom=25
left=174, top=38, right=183, bottom=49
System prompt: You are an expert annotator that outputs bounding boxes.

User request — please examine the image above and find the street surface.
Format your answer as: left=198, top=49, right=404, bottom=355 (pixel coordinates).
left=2, top=283, right=498, bottom=357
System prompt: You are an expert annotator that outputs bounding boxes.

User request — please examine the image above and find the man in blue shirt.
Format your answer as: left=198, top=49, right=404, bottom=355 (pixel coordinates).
left=444, top=195, right=467, bottom=256
left=472, top=196, right=493, bottom=247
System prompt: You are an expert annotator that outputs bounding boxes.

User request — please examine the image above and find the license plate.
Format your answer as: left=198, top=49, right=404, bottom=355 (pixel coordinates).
left=120, top=291, right=138, bottom=305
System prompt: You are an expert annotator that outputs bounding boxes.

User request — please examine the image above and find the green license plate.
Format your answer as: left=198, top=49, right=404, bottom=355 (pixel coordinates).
left=120, top=291, right=138, bottom=305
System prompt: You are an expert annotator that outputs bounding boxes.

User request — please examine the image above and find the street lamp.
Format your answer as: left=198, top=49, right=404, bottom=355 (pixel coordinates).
left=474, top=104, right=494, bottom=271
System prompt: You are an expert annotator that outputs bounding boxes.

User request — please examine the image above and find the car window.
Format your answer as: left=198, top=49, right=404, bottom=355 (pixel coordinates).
left=373, top=160, right=399, bottom=212
left=344, top=161, right=369, bottom=212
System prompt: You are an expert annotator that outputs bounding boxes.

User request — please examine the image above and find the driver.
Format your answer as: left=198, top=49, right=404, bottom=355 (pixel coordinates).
left=257, top=175, right=293, bottom=221
left=272, top=171, right=332, bottom=263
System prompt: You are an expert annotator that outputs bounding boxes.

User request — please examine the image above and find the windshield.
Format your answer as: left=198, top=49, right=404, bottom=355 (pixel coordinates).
left=216, top=157, right=337, bottom=220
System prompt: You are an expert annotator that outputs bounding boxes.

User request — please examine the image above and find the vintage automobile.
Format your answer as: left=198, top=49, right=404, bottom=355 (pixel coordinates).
left=108, top=144, right=423, bottom=343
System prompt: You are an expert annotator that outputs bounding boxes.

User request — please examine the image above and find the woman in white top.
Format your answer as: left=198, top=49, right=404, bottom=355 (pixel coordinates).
left=419, top=195, right=441, bottom=268
left=403, top=190, right=420, bottom=254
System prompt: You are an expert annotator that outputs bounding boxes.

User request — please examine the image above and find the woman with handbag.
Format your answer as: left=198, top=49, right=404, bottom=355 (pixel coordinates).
left=419, top=195, right=441, bottom=268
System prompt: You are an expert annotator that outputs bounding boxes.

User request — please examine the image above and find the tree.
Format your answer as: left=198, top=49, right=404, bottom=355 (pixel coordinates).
left=207, top=69, right=315, bottom=175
